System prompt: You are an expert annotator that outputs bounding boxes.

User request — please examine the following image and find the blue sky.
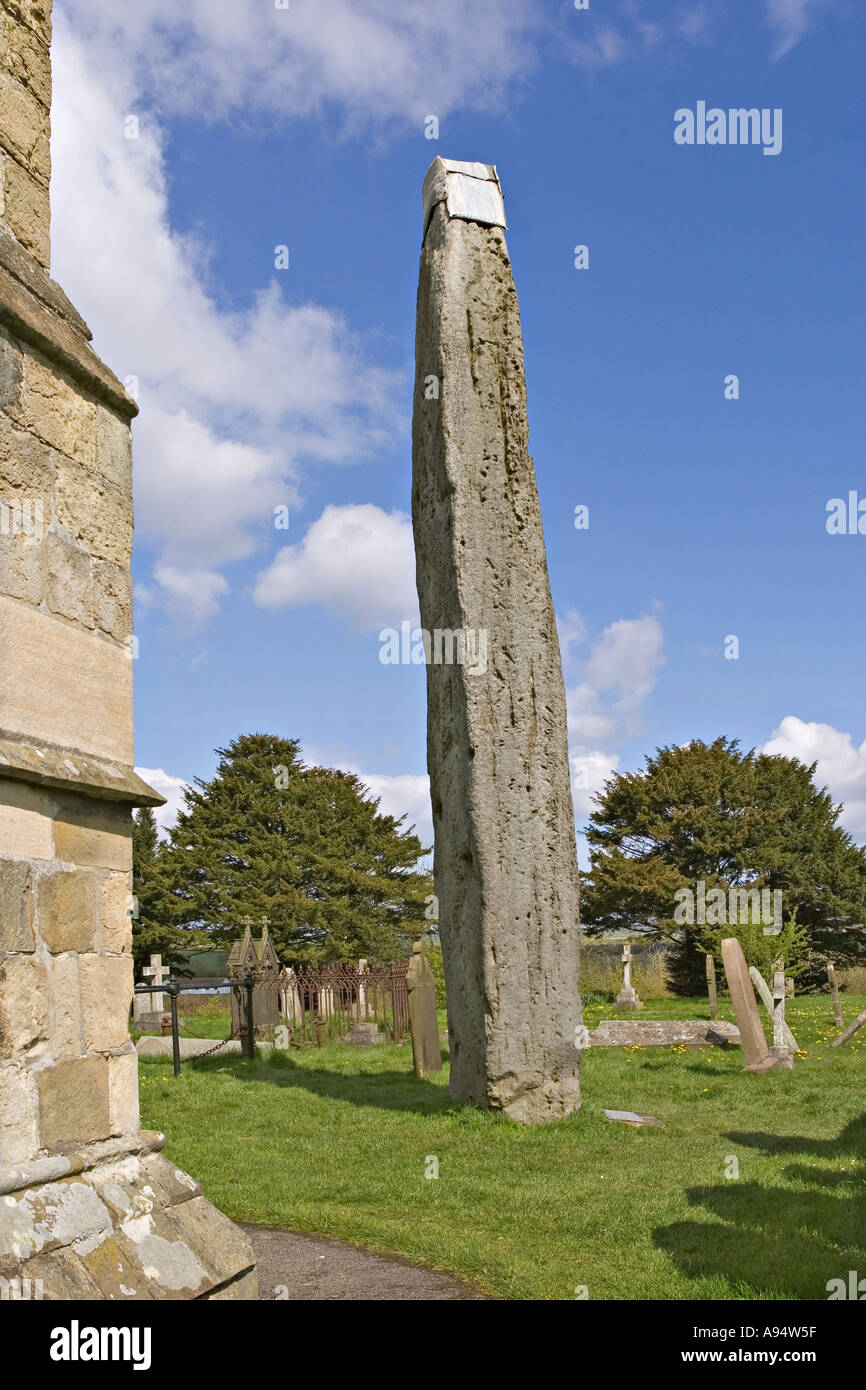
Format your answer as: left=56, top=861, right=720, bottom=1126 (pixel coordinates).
left=51, top=0, right=866, bottom=851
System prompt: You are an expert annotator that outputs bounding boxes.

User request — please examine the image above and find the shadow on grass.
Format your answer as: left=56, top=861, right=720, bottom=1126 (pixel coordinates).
left=654, top=1113, right=866, bottom=1298
left=185, top=1050, right=470, bottom=1118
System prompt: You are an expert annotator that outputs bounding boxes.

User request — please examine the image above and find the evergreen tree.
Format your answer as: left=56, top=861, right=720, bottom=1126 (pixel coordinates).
left=581, top=737, right=866, bottom=993
left=131, top=807, right=201, bottom=974
left=158, top=733, right=430, bottom=963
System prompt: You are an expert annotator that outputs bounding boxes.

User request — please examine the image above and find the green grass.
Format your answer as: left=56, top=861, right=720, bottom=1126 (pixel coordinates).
left=139, top=993, right=866, bottom=1300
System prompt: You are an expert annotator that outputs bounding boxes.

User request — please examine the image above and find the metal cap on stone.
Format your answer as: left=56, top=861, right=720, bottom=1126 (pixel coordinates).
left=422, top=158, right=507, bottom=235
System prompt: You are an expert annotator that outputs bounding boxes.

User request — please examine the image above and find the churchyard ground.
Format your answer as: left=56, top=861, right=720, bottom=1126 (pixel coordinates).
left=139, top=994, right=866, bottom=1301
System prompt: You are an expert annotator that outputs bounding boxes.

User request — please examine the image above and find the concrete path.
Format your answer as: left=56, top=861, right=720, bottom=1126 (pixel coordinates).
left=241, top=1224, right=491, bottom=1300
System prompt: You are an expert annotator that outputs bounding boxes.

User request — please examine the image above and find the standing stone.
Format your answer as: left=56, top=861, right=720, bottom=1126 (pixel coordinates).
left=706, top=954, right=718, bottom=1019
left=721, top=939, right=773, bottom=1071
left=615, top=941, right=643, bottom=1010
left=770, top=969, right=794, bottom=1069
left=412, top=159, right=582, bottom=1123
left=0, top=2, right=256, bottom=1298
left=826, top=961, right=844, bottom=1029
left=406, top=942, right=442, bottom=1077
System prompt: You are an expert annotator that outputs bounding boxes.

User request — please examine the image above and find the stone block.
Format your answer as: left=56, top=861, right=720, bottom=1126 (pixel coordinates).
left=0, top=777, right=54, bottom=859
left=24, top=1245, right=102, bottom=1299
left=1, top=2, right=52, bottom=49
left=0, top=951, right=47, bottom=1056
left=37, top=1055, right=111, bottom=1148
left=91, top=558, right=132, bottom=641
left=95, top=404, right=132, bottom=493
left=208, top=1269, right=258, bottom=1300
left=36, top=867, right=97, bottom=953
left=0, top=67, right=50, bottom=179
left=0, top=1062, right=39, bottom=1162
left=146, top=1193, right=256, bottom=1291
left=80, top=954, right=133, bottom=1051
left=0, top=595, right=133, bottom=763
left=19, top=349, right=97, bottom=465
left=0, top=325, right=21, bottom=407
left=77, top=1233, right=156, bottom=1300
left=0, top=857, right=34, bottom=951
left=0, top=530, right=43, bottom=603
left=1, top=150, right=48, bottom=265
left=47, top=952, right=81, bottom=1059
left=0, top=412, right=56, bottom=492
left=108, top=1049, right=139, bottom=1136
left=53, top=457, right=131, bottom=566
left=99, top=872, right=132, bottom=954
left=0, top=7, right=51, bottom=107
left=53, top=794, right=132, bottom=872
left=43, top=530, right=91, bottom=625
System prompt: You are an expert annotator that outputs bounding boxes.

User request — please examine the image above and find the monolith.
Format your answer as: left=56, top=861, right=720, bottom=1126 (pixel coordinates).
left=0, top=0, right=256, bottom=1298
left=411, top=158, right=582, bottom=1123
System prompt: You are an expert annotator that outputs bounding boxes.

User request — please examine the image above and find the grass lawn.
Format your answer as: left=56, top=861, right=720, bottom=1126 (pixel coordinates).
left=138, top=993, right=866, bottom=1300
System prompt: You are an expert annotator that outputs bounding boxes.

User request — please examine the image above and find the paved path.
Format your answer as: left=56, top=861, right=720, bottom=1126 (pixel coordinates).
left=240, top=1225, right=491, bottom=1300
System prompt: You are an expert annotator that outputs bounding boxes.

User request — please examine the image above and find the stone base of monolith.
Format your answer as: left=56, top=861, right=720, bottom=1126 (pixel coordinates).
left=412, top=159, right=582, bottom=1124
left=0, top=1131, right=256, bottom=1299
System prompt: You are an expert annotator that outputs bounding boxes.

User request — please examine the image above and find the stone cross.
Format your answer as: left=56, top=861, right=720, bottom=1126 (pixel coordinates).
left=615, top=941, right=642, bottom=1010
left=406, top=942, right=442, bottom=1077
left=412, top=157, right=582, bottom=1123
left=826, top=961, right=844, bottom=1029
left=142, top=952, right=168, bottom=1013
left=706, top=954, right=718, bottom=1019
left=721, top=938, right=774, bottom=1071
left=770, top=969, right=795, bottom=1069
left=748, top=965, right=798, bottom=1053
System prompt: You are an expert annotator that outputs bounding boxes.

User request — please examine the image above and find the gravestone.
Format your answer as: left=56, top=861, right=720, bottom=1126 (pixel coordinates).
left=826, top=961, right=844, bottom=1029
left=721, top=939, right=774, bottom=1072
left=406, top=941, right=442, bottom=1077
left=770, top=969, right=794, bottom=1069
left=615, top=941, right=643, bottom=1010
left=412, top=158, right=582, bottom=1122
left=588, top=1019, right=740, bottom=1049
left=748, top=965, right=798, bottom=1053
left=0, top=0, right=256, bottom=1298
left=604, top=1110, right=663, bottom=1128
left=706, top=954, right=718, bottom=1019
left=832, top=1007, right=866, bottom=1047
left=227, top=921, right=280, bottom=1038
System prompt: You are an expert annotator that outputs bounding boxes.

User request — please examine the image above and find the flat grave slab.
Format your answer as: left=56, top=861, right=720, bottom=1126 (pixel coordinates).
left=587, top=1019, right=740, bottom=1049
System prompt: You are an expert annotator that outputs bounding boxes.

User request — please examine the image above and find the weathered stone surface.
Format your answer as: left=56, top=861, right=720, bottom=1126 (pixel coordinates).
left=53, top=792, right=132, bottom=871
left=36, top=867, right=98, bottom=952
left=721, top=938, right=770, bottom=1069
left=0, top=1062, right=39, bottom=1161
left=1, top=152, right=49, bottom=265
left=412, top=158, right=581, bottom=1124
left=99, top=871, right=132, bottom=953
left=80, top=955, right=133, bottom=1052
left=604, top=1109, right=664, bottom=1128
left=0, top=857, right=34, bottom=950
left=0, top=7, right=51, bottom=108
left=47, top=951, right=81, bottom=1059
left=406, top=943, right=442, bottom=1077
left=587, top=1019, right=740, bottom=1048
left=37, top=1056, right=111, bottom=1149
left=0, top=776, right=53, bottom=858
left=0, top=951, right=47, bottom=1055
left=44, top=531, right=91, bottom=625
left=91, top=558, right=132, bottom=641
left=749, top=965, right=798, bottom=1052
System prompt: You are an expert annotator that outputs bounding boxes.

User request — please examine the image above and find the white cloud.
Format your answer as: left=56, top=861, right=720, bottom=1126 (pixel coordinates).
left=765, top=0, right=833, bottom=57
left=51, top=17, right=401, bottom=622
left=254, top=504, right=418, bottom=630
left=761, top=716, right=866, bottom=842
left=564, top=612, right=665, bottom=827
left=135, top=766, right=191, bottom=838
left=353, top=771, right=433, bottom=847
left=61, top=0, right=539, bottom=128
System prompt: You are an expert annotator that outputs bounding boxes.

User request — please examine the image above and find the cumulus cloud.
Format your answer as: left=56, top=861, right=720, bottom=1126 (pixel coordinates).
left=563, top=611, right=664, bottom=826
left=761, top=716, right=866, bottom=842
left=254, top=504, right=417, bottom=630
left=135, top=766, right=192, bottom=838
left=352, top=771, right=433, bottom=847
left=51, top=17, right=401, bottom=622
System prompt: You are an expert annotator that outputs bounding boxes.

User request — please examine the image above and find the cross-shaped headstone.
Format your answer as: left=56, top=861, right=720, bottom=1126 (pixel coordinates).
left=621, top=942, right=632, bottom=988
left=142, top=953, right=168, bottom=1012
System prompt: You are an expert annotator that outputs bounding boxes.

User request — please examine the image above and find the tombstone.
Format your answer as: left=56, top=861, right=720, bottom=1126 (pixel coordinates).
left=0, top=0, right=256, bottom=1298
left=588, top=1019, right=740, bottom=1049
left=412, top=158, right=582, bottom=1122
left=721, top=939, right=775, bottom=1072
left=826, top=961, right=844, bottom=1029
left=615, top=941, right=643, bottom=1010
left=227, top=922, right=280, bottom=1037
left=748, top=965, right=798, bottom=1053
left=770, top=969, right=794, bottom=1069
left=831, top=1007, right=866, bottom=1048
left=279, top=965, right=303, bottom=1024
left=132, top=952, right=167, bottom=1031
left=706, top=954, right=718, bottom=1019
left=406, top=942, right=443, bottom=1077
